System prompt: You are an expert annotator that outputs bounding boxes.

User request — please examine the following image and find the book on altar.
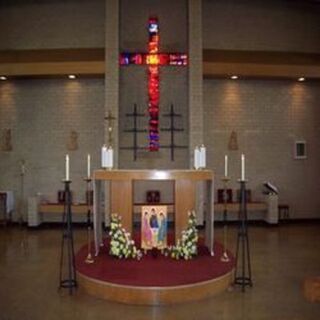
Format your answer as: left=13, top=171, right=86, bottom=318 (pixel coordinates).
left=141, top=206, right=167, bottom=250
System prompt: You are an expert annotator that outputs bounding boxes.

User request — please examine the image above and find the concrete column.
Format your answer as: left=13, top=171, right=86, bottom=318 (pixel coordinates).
left=104, top=0, right=120, bottom=225
left=105, top=0, right=120, bottom=167
left=188, top=0, right=205, bottom=224
left=188, top=0, right=204, bottom=162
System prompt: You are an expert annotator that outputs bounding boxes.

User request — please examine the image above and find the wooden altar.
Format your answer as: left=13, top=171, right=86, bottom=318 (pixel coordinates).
left=93, top=170, right=214, bottom=255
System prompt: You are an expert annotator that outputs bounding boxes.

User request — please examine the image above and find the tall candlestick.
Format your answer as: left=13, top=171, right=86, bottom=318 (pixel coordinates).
left=66, top=154, right=70, bottom=181
left=224, top=155, right=228, bottom=177
left=241, top=154, right=245, bottom=181
left=87, top=154, right=91, bottom=178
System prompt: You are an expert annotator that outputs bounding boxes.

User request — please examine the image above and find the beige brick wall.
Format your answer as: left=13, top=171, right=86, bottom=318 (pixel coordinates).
left=204, top=79, right=320, bottom=218
left=0, top=78, right=105, bottom=220
left=0, top=0, right=105, bottom=49
left=203, top=0, right=320, bottom=53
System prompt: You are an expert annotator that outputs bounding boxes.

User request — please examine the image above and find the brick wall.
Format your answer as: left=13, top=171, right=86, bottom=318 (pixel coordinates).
left=203, top=0, right=320, bottom=53
left=0, top=78, right=105, bottom=220
left=204, top=79, right=320, bottom=218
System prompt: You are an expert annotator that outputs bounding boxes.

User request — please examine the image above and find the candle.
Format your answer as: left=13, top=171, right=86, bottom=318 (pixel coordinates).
left=241, top=154, right=245, bottom=181
left=87, top=154, right=91, bottom=178
left=224, top=155, right=228, bottom=177
left=200, top=145, right=206, bottom=168
left=108, top=147, right=114, bottom=169
left=101, top=145, right=107, bottom=168
left=65, top=154, right=70, bottom=181
left=194, top=147, right=200, bottom=169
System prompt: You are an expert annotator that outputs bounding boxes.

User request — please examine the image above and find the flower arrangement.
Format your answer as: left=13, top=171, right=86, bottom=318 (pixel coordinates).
left=109, top=213, right=142, bottom=260
left=166, top=211, right=198, bottom=260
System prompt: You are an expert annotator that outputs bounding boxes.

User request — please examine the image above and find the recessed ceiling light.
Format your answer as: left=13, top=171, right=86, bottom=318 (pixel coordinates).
left=231, top=75, right=238, bottom=80
left=298, top=77, right=305, bottom=82
left=0, top=76, right=7, bottom=81
left=68, top=75, right=76, bottom=79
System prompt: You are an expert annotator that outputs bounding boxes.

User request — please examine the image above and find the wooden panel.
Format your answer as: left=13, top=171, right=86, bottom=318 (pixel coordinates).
left=0, top=48, right=105, bottom=77
left=0, top=61, right=105, bottom=77
left=0, top=48, right=104, bottom=63
left=94, top=169, right=213, bottom=181
left=214, top=202, right=267, bottom=213
left=175, top=179, right=196, bottom=240
left=39, top=204, right=91, bottom=214
left=203, top=49, right=320, bottom=65
left=77, top=269, right=234, bottom=305
left=204, top=61, right=320, bottom=79
left=110, top=180, right=132, bottom=234
left=203, top=49, right=320, bottom=79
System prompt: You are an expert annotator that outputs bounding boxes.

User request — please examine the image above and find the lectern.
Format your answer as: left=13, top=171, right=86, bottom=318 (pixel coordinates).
left=93, top=170, right=215, bottom=255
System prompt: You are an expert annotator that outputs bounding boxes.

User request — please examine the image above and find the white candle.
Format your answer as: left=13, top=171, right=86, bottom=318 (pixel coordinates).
left=241, top=154, right=245, bottom=181
left=108, top=147, right=114, bottom=169
left=87, top=154, right=91, bottom=178
left=200, top=145, right=206, bottom=168
left=224, top=155, right=228, bottom=177
left=194, top=147, right=200, bottom=169
left=101, top=145, right=107, bottom=168
left=65, top=154, right=70, bottom=181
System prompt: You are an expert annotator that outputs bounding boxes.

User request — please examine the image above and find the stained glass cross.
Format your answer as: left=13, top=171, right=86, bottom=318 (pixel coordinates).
left=120, top=17, right=187, bottom=151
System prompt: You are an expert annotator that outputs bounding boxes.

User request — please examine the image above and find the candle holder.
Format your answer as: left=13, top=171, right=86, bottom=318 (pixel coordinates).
left=59, top=180, right=77, bottom=294
left=19, top=169, right=25, bottom=226
left=84, top=177, right=94, bottom=264
left=234, top=179, right=253, bottom=292
left=19, top=166, right=28, bottom=252
left=220, top=176, right=230, bottom=262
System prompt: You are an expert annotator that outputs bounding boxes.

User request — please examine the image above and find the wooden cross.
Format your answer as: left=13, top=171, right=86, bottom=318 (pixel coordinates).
left=120, top=16, right=187, bottom=151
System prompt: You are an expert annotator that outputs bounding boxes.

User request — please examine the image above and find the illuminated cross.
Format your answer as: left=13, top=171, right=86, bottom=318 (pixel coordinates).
left=120, top=17, right=187, bottom=151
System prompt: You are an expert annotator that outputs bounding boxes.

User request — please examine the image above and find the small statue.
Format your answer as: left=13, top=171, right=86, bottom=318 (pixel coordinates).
left=228, top=131, right=238, bottom=150
left=67, top=130, right=78, bottom=151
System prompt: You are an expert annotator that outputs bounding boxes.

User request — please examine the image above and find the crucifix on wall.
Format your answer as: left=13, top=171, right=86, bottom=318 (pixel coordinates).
left=104, top=110, right=116, bottom=146
left=120, top=16, right=188, bottom=151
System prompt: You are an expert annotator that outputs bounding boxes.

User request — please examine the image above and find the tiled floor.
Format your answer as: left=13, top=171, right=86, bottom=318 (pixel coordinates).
left=0, top=223, right=320, bottom=320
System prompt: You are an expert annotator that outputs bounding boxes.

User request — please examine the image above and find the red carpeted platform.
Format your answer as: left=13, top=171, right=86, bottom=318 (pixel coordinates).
left=76, top=238, right=235, bottom=287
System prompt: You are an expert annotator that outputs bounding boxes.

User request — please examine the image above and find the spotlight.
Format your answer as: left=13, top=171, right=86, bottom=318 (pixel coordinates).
left=0, top=76, right=7, bottom=81
left=230, top=75, right=238, bottom=80
left=68, top=75, right=76, bottom=79
left=298, top=77, right=305, bottom=82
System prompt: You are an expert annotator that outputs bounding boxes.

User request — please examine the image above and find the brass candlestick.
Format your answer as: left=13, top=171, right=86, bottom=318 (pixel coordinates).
left=84, top=177, right=94, bottom=264
left=221, top=176, right=231, bottom=262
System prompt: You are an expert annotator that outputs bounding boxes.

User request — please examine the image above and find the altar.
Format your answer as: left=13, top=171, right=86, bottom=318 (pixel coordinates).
left=93, top=169, right=215, bottom=255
